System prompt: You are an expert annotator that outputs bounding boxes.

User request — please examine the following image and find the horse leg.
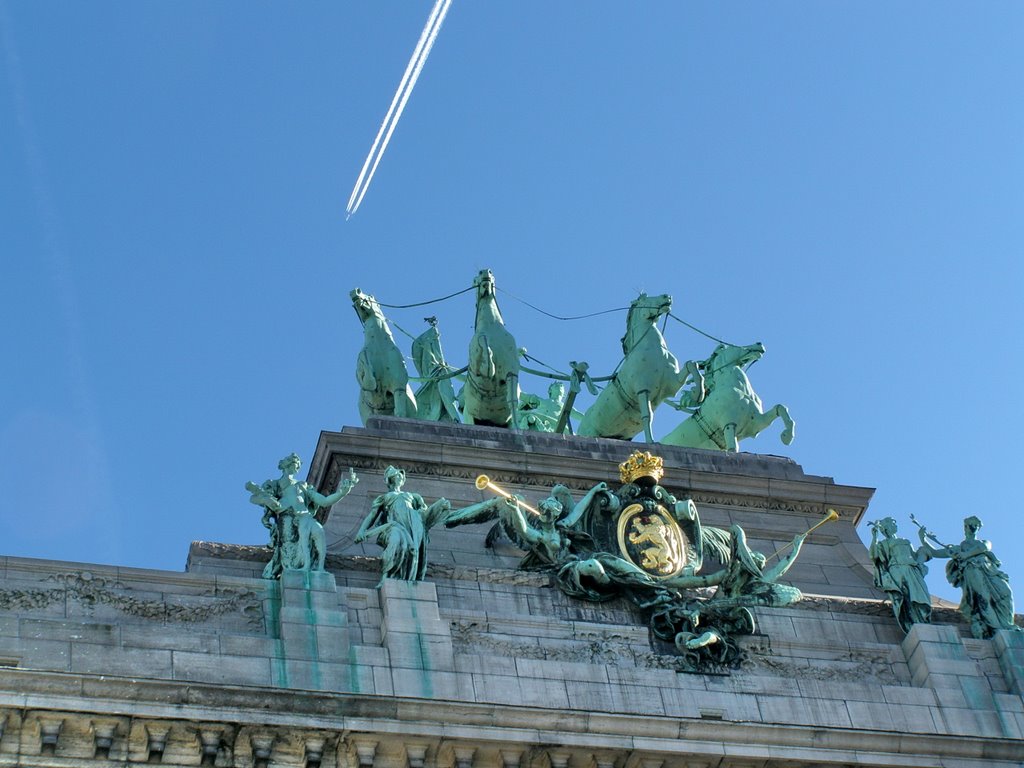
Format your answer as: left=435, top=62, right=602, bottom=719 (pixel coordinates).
left=745, top=405, right=796, bottom=446
left=775, top=404, right=796, bottom=444
left=356, top=349, right=377, bottom=392
left=723, top=423, right=739, bottom=452
left=393, top=386, right=418, bottom=419
left=639, top=389, right=654, bottom=443
left=683, top=360, right=706, bottom=404
left=507, top=373, right=520, bottom=431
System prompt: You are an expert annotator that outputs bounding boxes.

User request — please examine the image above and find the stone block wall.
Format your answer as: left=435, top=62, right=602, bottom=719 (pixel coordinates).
left=2, top=419, right=1023, bottom=766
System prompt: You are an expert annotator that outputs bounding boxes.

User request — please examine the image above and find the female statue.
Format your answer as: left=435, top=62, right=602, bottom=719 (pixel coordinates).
left=869, top=517, right=932, bottom=632
left=354, top=466, right=451, bottom=586
left=918, top=516, right=1018, bottom=639
left=247, top=454, right=359, bottom=579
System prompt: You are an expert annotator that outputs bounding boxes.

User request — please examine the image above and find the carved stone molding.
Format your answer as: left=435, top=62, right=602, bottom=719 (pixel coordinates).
left=321, top=453, right=862, bottom=522
left=450, top=618, right=694, bottom=672
left=741, top=637, right=899, bottom=684
left=0, top=570, right=263, bottom=629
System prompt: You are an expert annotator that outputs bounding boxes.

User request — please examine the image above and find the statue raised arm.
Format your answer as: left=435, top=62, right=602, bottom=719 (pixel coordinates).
left=868, top=517, right=932, bottom=632
left=917, top=516, right=1017, bottom=639
left=247, top=454, right=358, bottom=579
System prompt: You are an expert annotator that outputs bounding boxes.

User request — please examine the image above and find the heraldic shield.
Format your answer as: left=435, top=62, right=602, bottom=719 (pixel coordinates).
left=576, top=451, right=698, bottom=581
left=616, top=500, right=689, bottom=579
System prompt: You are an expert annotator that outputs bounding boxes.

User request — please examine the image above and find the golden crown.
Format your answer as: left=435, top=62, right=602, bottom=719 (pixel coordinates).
left=618, top=450, right=665, bottom=484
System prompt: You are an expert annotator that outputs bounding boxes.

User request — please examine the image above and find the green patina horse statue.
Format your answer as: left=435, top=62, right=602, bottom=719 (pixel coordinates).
left=660, top=341, right=794, bottom=452
left=463, top=269, right=520, bottom=429
left=351, top=288, right=417, bottom=423
left=578, top=293, right=704, bottom=443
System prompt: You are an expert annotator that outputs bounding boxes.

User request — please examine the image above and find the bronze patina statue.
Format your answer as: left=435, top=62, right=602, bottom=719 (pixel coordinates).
left=517, top=382, right=583, bottom=433
left=661, top=341, right=794, bottom=452
left=411, top=317, right=462, bottom=423
left=868, top=517, right=932, bottom=632
left=352, top=288, right=418, bottom=423
left=916, top=515, right=1018, bottom=639
left=355, top=466, right=452, bottom=586
left=463, top=269, right=521, bottom=429
left=578, top=294, right=704, bottom=443
left=460, top=450, right=831, bottom=671
left=247, top=454, right=359, bottom=579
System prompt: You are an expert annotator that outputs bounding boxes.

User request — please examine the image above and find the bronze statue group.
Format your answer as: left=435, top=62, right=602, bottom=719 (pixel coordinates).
left=244, top=268, right=1017, bottom=672
left=352, top=270, right=795, bottom=452
left=248, top=450, right=835, bottom=672
left=868, top=514, right=1017, bottom=640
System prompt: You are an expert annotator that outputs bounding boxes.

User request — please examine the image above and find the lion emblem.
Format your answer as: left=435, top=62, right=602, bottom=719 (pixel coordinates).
left=628, top=516, right=684, bottom=575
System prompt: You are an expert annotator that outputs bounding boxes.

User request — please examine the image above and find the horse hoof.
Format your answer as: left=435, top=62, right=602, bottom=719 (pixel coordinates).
left=781, top=428, right=795, bottom=445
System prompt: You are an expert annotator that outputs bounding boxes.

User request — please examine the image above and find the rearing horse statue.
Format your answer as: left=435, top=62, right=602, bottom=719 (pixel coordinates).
left=351, top=288, right=417, bottom=424
left=578, top=293, right=704, bottom=443
left=660, top=341, right=795, bottom=452
left=463, top=269, right=520, bottom=429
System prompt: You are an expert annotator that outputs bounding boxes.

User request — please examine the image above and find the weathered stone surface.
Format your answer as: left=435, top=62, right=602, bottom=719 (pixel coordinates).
left=3, top=418, right=1024, bottom=766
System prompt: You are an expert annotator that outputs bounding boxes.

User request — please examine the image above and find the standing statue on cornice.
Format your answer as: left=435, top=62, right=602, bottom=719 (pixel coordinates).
left=355, top=466, right=452, bottom=587
left=411, top=316, right=462, bottom=423
left=247, top=454, right=359, bottom=579
left=916, top=515, right=1019, bottom=639
left=868, top=517, right=932, bottom=632
left=661, top=341, right=794, bottom=452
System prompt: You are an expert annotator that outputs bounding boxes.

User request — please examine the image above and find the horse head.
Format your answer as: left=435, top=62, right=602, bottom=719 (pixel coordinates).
left=621, top=292, right=673, bottom=354
left=354, top=290, right=397, bottom=344
left=705, top=342, right=766, bottom=377
left=351, top=288, right=387, bottom=326
left=472, top=269, right=505, bottom=329
left=473, top=269, right=496, bottom=300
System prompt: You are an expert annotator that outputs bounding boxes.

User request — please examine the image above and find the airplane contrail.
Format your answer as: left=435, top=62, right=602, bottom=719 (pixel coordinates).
left=346, top=0, right=452, bottom=218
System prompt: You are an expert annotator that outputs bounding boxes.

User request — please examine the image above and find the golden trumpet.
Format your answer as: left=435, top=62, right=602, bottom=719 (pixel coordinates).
left=765, top=508, right=840, bottom=561
left=474, top=474, right=541, bottom=517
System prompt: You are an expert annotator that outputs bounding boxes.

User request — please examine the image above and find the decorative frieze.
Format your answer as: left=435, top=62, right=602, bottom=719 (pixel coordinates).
left=0, top=570, right=263, bottom=629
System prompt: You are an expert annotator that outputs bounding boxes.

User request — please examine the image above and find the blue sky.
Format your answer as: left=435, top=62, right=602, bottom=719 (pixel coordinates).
left=2, top=2, right=1022, bottom=604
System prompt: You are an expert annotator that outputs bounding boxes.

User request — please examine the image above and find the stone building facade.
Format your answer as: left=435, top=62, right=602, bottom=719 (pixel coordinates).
left=1, top=418, right=1022, bottom=767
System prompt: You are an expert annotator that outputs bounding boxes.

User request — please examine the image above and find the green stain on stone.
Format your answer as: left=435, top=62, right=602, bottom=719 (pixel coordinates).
left=266, top=581, right=288, bottom=689
left=411, top=599, right=433, bottom=697
left=303, top=570, right=323, bottom=690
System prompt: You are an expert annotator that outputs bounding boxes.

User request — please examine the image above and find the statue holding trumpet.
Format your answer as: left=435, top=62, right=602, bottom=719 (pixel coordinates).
left=459, top=451, right=840, bottom=671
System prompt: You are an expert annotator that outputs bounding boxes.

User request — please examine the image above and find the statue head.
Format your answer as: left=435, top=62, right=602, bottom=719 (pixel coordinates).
left=964, top=515, right=983, bottom=537
left=384, top=465, right=406, bottom=489
left=539, top=497, right=563, bottom=524
left=278, top=453, right=302, bottom=474
left=547, top=381, right=566, bottom=404
left=877, top=517, right=898, bottom=537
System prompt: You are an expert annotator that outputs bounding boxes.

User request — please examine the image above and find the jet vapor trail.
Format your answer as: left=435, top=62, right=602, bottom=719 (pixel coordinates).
left=346, top=0, right=452, bottom=218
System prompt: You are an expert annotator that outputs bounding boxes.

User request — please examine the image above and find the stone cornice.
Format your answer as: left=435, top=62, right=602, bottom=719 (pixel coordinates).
left=0, top=668, right=1019, bottom=766
left=308, top=419, right=875, bottom=526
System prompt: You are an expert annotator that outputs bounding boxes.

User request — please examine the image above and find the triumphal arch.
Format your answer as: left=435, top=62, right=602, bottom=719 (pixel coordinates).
left=1, top=273, right=1021, bottom=767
